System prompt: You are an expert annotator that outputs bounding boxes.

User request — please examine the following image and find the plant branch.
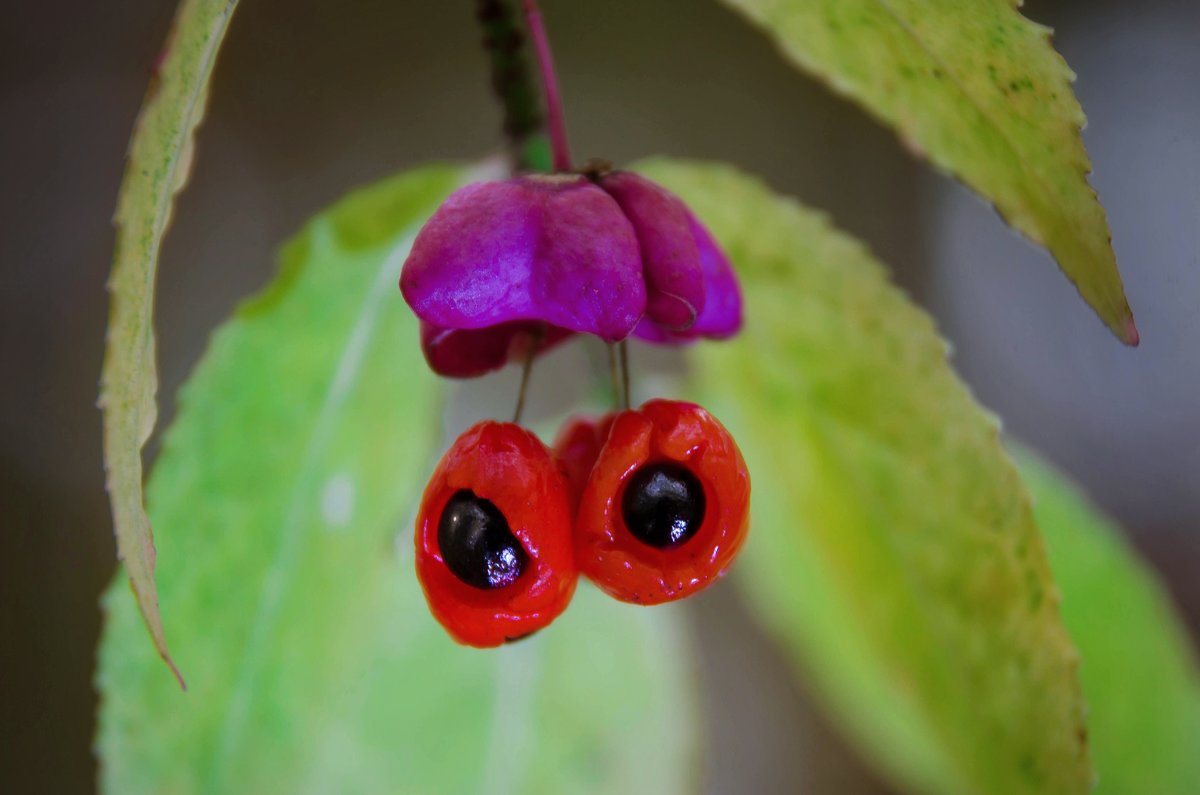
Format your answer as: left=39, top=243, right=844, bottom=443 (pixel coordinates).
left=475, top=0, right=547, bottom=171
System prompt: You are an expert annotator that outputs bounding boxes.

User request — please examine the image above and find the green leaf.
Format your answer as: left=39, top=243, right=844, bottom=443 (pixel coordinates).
left=1018, top=453, right=1200, bottom=795
left=100, top=0, right=241, bottom=686
left=715, top=0, right=1137, bottom=344
left=638, top=158, right=1091, bottom=795
left=97, top=164, right=699, bottom=795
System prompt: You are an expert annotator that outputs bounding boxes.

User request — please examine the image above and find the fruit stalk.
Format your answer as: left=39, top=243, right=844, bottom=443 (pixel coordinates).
left=520, top=0, right=572, bottom=171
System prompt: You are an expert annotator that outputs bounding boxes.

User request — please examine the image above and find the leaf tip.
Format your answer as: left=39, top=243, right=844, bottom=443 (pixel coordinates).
left=1122, top=315, right=1140, bottom=347
left=128, top=575, right=187, bottom=690
left=163, top=652, right=188, bottom=692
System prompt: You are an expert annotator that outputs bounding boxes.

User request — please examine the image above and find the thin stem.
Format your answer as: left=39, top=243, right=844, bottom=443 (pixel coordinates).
left=476, top=0, right=547, bottom=172
left=512, top=329, right=542, bottom=424
left=618, top=340, right=631, bottom=410
left=607, top=343, right=621, bottom=408
left=521, top=0, right=572, bottom=171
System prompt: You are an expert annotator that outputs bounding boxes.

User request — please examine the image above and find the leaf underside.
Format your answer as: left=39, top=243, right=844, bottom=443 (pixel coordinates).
left=96, top=164, right=700, bottom=795
left=641, top=158, right=1093, bottom=795
left=716, top=0, right=1137, bottom=344
left=99, top=0, right=240, bottom=686
left=1018, top=452, right=1200, bottom=795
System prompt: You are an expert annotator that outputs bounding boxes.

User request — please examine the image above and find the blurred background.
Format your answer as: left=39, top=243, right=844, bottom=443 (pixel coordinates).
left=1, top=0, right=1196, bottom=791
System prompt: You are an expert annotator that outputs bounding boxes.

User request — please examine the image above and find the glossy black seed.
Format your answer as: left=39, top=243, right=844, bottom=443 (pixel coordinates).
left=622, top=463, right=706, bottom=548
left=438, top=490, right=528, bottom=589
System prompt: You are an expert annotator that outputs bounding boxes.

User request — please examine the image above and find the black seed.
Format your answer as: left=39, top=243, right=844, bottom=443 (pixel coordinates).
left=438, top=490, right=528, bottom=589
left=622, top=463, right=706, bottom=548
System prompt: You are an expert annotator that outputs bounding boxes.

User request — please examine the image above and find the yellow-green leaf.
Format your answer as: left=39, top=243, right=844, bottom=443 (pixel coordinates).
left=639, top=158, right=1091, bottom=795
left=1019, top=453, right=1200, bottom=795
left=99, top=0, right=240, bottom=686
left=97, top=164, right=700, bottom=794
left=716, top=0, right=1137, bottom=344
